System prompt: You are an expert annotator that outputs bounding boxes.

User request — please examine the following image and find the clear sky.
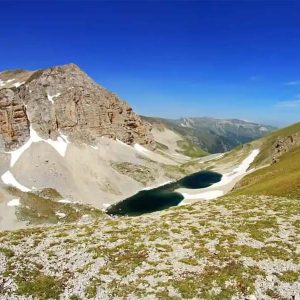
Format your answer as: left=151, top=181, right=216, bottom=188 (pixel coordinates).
left=1, top=0, right=300, bottom=127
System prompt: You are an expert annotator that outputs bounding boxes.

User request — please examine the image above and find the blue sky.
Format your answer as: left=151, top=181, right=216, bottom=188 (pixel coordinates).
left=1, top=1, right=300, bottom=127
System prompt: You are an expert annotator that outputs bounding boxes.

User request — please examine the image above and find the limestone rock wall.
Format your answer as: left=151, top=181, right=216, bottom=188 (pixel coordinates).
left=0, top=89, right=30, bottom=151
left=272, top=132, right=300, bottom=163
left=0, top=64, right=155, bottom=151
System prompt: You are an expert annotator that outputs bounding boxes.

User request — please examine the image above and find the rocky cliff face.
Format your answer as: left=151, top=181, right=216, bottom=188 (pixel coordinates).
left=0, top=64, right=155, bottom=151
left=272, top=132, right=300, bottom=163
left=0, top=89, right=30, bottom=150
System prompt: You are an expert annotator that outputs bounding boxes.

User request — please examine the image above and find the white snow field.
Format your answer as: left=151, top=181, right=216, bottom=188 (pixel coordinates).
left=1, top=171, right=31, bottom=192
left=0, top=78, right=15, bottom=86
left=181, top=190, right=224, bottom=201
left=13, top=81, right=25, bottom=87
left=134, top=143, right=151, bottom=154
left=47, top=92, right=61, bottom=103
left=7, top=198, right=20, bottom=207
left=7, top=126, right=69, bottom=167
left=55, top=212, right=66, bottom=218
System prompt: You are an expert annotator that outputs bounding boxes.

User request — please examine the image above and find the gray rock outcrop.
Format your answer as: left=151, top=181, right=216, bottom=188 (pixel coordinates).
left=0, top=63, right=155, bottom=151
left=272, top=132, right=300, bottom=163
left=0, top=88, right=30, bottom=150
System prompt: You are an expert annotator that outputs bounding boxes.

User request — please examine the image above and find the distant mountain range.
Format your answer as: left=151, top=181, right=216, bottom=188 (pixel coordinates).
left=142, top=116, right=276, bottom=153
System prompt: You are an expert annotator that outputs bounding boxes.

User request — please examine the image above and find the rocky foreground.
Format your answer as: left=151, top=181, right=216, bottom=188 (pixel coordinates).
left=0, top=194, right=299, bottom=299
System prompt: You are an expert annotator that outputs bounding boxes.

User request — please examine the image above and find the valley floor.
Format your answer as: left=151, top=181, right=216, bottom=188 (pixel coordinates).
left=0, top=194, right=299, bottom=299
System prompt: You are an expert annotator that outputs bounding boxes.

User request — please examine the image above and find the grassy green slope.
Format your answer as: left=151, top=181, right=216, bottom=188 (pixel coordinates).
left=231, top=122, right=300, bottom=197
left=252, top=122, right=300, bottom=168
left=233, top=147, right=300, bottom=198
left=176, top=139, right=208, bottom=158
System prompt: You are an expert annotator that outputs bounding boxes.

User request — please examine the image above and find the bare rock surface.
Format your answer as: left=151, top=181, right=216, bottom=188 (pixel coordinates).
left=272, top=132, right=300, bottom=163
left=0, top=64, right=173, bottom=230
left=0, top=89, right=30, bottom=150
left=0, top=63, right=155, bottom=151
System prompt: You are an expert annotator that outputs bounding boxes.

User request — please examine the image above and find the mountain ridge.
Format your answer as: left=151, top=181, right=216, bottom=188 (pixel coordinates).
left=0, top=63, right=155, bottom=151
left=142, top=115, right=275, bottom=153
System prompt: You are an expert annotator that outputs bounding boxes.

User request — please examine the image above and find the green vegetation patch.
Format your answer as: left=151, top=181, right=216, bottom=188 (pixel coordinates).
left=0, top=247, right=14, bottom=258
left=5, top=186, right=105, bottom=225
left=176, top=139, right=208, bottom=158
left=156, top=141, right=169, bottom=150
left=111, top=161, right=156, bottom=186
left=85, top=279, right=98, bottom=298
left=278, top=271, right=299, bottom=283
left=16, top=270, right=64, bottom=300
left=233, top=147, right=300, bottom=198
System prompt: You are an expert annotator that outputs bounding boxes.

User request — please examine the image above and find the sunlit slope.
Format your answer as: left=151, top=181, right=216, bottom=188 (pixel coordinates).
left=142, top=116, right=209, bottom=158
left=251, top=122, right=300, bottom=168
left=231, top=122, right=300, bottom=197
left=233, top=147, right=300, bottom=198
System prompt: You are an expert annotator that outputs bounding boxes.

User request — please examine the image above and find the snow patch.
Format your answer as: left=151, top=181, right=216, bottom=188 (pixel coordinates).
left=47, top=92, right=61, bottom=104
left=59, top=131, right=70, bottom=143
left=1, top=171, right=31, bottom=192
left=259, top=126, right=268, bottom=132
left=213, top=153, right=225, bottom=160
left=7, top=198, right=20, bottom=207
left=134, top=144, right=151, bottom=154
left=181, top=190, right=224, bottom=201
left=45, top=135, right=69, bottom=157
left=55, top=212, right=66, bottom=218
left=9, top=136, right=33, bottom=167
left=116, top=139, right=132, bottom=148
left=211, top=149, right=260, bottom=188
left=0, top=78, right=15, bottom=87
left=58, top=199, right=73, bottom=204
left=7, top=126, right=70, bottom=167
left=13, top=81, right=25, bottom=88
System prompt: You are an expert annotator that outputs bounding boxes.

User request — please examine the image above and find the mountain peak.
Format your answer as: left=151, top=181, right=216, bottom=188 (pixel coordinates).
left=0, top=64, right=155, bottom=151
left=46, top=63, right=86, bottom=75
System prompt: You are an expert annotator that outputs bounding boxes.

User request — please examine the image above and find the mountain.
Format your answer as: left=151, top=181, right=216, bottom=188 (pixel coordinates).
left=0, top=64, right=155, bottom=151
left=1, top=64, right=185, bottom=224
left=142, top=116, right=276, bottom=153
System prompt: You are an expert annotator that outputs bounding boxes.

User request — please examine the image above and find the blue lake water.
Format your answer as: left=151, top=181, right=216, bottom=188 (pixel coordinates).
left=106, top=170, right=222, bottom=216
